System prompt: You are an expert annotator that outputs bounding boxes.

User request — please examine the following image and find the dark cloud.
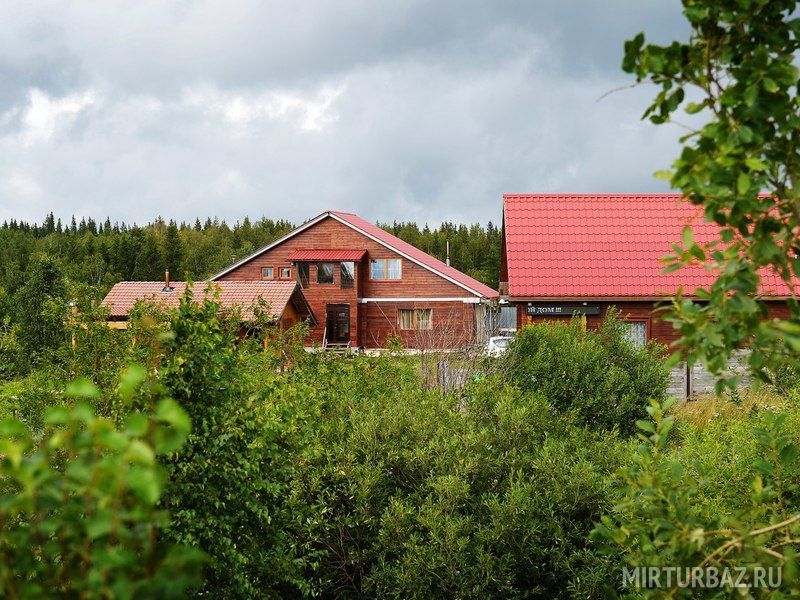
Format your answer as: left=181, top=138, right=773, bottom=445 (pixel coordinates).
left=0, top=1, right=690, bottom=226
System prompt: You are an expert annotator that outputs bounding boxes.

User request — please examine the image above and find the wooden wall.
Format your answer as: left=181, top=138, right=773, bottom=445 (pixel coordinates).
left=361, top=300, right=476, bottom=349
left=218, top=216, right=479, bottom=348
left=515, top=300, right=792, bottom=351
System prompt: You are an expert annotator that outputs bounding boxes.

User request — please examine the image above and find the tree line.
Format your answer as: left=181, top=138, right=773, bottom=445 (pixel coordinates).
left=0, top=213, right=502, bottom=298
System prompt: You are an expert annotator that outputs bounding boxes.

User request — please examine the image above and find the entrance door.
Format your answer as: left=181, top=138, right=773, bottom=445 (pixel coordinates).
left=326, top=304, right=350, bottom=344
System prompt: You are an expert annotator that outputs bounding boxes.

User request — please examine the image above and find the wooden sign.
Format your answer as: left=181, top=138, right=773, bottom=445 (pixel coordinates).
left=525, top=304, right=601, bottom=317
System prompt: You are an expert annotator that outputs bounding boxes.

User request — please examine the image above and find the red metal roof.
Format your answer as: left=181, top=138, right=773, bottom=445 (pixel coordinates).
left=330, top=211, right=499, bottom=299
left=288, top=248, right=367, bottom=261
left=503, top=193, right=795, bottom=298
left=101, top=280, right=311, bottom=320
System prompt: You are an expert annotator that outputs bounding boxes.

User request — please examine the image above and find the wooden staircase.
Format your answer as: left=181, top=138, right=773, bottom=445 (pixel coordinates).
left=323, top=341, right=351, bottom=355
left=322, top=327, right=351, bottom=354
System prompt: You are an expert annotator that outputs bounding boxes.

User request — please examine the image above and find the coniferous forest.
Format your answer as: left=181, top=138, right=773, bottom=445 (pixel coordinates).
left=0, top=213, right=502, bottom=296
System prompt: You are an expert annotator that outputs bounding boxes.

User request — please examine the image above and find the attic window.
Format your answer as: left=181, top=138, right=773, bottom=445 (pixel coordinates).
left=370, top=258, right=401, bottom=280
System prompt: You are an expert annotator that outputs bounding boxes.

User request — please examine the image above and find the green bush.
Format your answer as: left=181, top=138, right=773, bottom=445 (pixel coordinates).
left=0, top=369, right=204, bottom=597
left=508, top=309, right=669, bottom=435
left=289, top=357, right=629, bottom=598
left=0, top=318, right=24, bottom=382
left=593, top=400, right=800, bottom=596
left=11, top=254, right=68, bottom=363
left=158, top=288, right=314, bottom=597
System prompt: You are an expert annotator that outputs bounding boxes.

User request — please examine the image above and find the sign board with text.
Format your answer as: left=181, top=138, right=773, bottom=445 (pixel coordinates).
left=525, top=304, right=601, bottom=317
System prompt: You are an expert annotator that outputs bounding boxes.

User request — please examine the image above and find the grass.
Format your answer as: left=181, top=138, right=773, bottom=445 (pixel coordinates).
left=671, top=385, right=790, bottom=427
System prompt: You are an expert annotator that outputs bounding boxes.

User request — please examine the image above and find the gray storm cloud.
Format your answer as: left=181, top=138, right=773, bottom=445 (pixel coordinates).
left=0, top=0, right=689, bottom=226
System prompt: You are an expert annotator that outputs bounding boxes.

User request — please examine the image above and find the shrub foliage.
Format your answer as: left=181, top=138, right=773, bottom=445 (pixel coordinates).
left=0, top=369, right=203, bottom=597
left=508, top=310, right=669, bottom=435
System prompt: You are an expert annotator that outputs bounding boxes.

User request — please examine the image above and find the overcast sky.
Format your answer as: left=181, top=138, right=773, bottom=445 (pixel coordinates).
left=0, top=1, right=690, bottom=227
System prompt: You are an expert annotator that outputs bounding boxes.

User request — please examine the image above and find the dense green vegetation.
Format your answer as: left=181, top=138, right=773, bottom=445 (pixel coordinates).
left=2, top=288, right=800, bottom=597
left=509, top=310, right=669, bottom=435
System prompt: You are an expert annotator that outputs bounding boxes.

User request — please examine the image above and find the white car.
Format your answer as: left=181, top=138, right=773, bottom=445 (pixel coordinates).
left=484, top=335, right=514, bottom=357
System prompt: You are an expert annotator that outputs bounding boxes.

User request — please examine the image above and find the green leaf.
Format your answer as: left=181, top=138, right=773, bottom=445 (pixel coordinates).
left=66, top=378, right=100, bottom=399
left=763, top=77, right=778, bottom=93
left=156, top=399, right=191, bottom=435
left=118, top=364, right=146, bottom=402
left=87, top=510, right=114, bottom=539
left=124, top=413, right=149, bottom=437
left=44, top=406, right=70, bottom=426
left=127, top=439, right=156, bottom=465
left=125, top=466, right=161, bottom=505
left=681, top=226, right=694, bottom=248
left=780, top=444, right=798, bottom=466
left=754, top=459, right=775, bottom=475
left=744, top=84, right=758, bottom=106
left=737, top=172, right=751, bottom=195
left=745, top=156, right=767, bottom=171
left=636, top=420, right=655, bottom=433
left=685, top=101, right=705, bottom=114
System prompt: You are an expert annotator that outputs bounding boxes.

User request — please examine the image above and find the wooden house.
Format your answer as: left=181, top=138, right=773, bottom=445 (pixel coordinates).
left=499, top=193, right=793, bottom=348
left=210, top=210, right=498, bottom=349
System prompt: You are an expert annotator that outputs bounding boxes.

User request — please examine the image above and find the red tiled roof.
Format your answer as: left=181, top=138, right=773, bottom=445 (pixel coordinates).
left=503, top=193, right=796, bottom=298
left=101, top=280, right=308, bottom=320
left=330, top=211, right=499, bottom=299
left=289, top=248, right=367, bottom=261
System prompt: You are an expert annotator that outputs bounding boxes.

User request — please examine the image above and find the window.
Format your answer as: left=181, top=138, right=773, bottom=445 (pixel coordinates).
left=297, top=263, right=310, bottom=288
left=261, top=267, right=273, bottom=280
left=340, top=262, right=354, bottom=289
left=370, top=258, right=401, bottom=280
left=280, top=267, right=291, bottom=279
left=499, top=306, right=517, bottom=331
left=317, top=262, right=335, bottom=284
left=398, top=308, right=433, bottom=330
left=416, top=308, right=432, bottom=330
left=620, top=321, right=648, bottom=349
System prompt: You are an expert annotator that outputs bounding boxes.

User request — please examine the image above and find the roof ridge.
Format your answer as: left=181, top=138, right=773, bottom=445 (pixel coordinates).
left=503, top=193, right=683, bottom=199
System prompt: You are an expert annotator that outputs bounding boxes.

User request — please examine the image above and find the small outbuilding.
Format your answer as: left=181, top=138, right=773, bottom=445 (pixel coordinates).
left=101, top=279, right=316, bottom=331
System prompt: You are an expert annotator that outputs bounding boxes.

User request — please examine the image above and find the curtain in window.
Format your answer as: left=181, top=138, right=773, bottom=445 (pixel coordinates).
left=370, top=260, right=385, bottom=279
left=340, top=262, right=355, bottom=289
left=317, top=263, right=334, bottom=284
left=499, top=306, right=516, bottom=330
left=297, top=263, right=310, bottom=288
left=399, top=309, right=415, bottom=330
left=387, top=259, right=402, bottom=279
left=416, top=309, right=432, bottom=330
left=620, top=321, right=647, bottom=349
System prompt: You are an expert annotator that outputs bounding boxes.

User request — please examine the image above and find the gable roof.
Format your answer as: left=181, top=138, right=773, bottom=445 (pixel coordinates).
left=101, top=280, right=315, bottom=322
left=210, top=210, right=498, bottom=299
left=503, top=193, right=796, bottom=299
